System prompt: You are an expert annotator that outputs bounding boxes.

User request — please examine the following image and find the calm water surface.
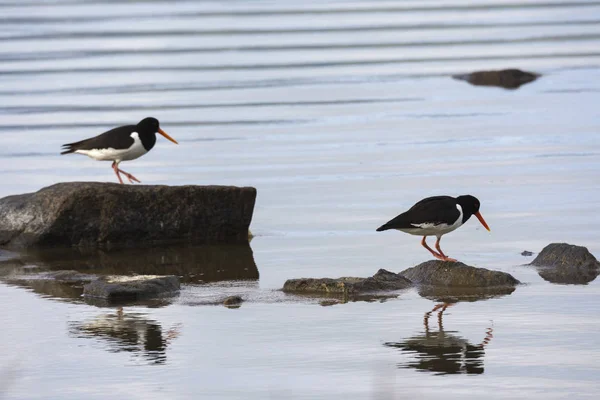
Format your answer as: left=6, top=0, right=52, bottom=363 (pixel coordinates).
left=1, top=0, right=600, bottom=399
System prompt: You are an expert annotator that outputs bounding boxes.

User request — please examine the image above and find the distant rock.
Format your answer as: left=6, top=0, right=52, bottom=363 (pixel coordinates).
left=223, top=295, right=243, bottom=307
left=521, top=250, right=534, bottom=257
left=0, top=182, right=256, bottom=249
left=83, top=275, right=180, bottom=302
left=452, top=69, right=540, bottom=89
left=400, top=261, right=520, bottom=287
left=283, top=269, right=413, bottom=295
left=529, top=243, right=600, bottom=285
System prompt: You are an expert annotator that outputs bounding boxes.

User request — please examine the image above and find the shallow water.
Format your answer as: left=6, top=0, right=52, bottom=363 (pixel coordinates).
left=1, top=0, right=600, bottom=398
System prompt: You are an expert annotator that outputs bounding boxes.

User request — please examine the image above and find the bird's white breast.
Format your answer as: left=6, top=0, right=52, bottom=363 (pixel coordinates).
left=75, top=132, right=148, bottom=163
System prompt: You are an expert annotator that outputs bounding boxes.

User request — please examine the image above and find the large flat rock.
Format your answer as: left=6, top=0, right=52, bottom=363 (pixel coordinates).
left=530, top=243, right=600, bottom=285
left=400, top=261, right=520, bottom=287
left=283, top=269, right=413, bottom=295
left=0, top=182, right=256, bottom=248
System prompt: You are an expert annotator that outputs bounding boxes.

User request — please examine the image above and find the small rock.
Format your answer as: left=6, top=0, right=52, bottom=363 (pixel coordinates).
left=530, top=243, right=600, bottom=285
left=452, top=69, right=540, bottom=89
left=223, top=295, right=243, bottom=306
left=283, top=269, right=413, bottom=295
left=319, top=299, right=340, bottom=307
left=83, top=275, right=180, bottom=301
left=400, top=261, right=520, bottom=287
left=521, top=251, right=534, bottom=257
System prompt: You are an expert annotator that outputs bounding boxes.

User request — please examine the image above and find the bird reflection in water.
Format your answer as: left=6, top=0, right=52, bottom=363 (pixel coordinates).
left=70, top=310, right=182, bottom=365
left=385, top=303, right=493, bottom=375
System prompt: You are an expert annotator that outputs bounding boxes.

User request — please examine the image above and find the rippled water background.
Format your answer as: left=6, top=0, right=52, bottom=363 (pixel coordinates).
left=1, top=0, right=600, bottom=399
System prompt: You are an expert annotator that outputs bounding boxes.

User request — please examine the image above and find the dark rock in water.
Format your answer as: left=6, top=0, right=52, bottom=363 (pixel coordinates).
left=223, top=295, right=243, bottom=307
left=283, top=269, right=413, bottom=295
left=0, top=182, right=256, bottom=249
left=521, top=250, right=534, bottom=257
left=83, top=275, right=180, bottom=301
left=452, top=69, right=540, bottom=89
left=400, top=261, right=520, bottom=287
left=529, top=243, right=600, bottom=285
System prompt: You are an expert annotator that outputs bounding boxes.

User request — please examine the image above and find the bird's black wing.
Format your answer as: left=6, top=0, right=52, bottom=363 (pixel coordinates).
left=376, top=196, right=460, bottom=231
left=61, top=125, right=136, bottom=155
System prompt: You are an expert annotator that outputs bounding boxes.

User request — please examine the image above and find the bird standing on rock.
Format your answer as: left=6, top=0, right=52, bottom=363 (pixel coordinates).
left=61, top=117, right=178, bottom=184
left=376, top=195, right=490, bottom=262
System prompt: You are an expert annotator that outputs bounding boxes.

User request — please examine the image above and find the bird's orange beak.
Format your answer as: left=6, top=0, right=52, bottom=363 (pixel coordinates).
left=475, top=211, right=491, bottom=231
left=158, top=128, right=178, bottom=144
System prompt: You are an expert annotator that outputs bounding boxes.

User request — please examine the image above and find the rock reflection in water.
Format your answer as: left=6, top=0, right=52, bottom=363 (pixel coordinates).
left=384, top=305, right=493, bottom=375
left=16, top=243, right=258, bottom=283
left=535, top=265, right=599, bottom=285
left=70, top=311, right=181, bottom=365
left=0, top=244, right=258, bottom=304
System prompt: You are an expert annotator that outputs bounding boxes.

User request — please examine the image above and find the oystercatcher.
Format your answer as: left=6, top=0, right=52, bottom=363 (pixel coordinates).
left=376, top=195, right=490, bottom=261
left=60, top=117, right=178, bottom=184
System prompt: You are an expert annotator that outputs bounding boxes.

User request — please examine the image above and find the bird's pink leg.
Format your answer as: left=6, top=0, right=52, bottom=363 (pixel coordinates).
left=117, top=167, right=141, bottom=184
left=435, top=236, right=457, bottom=262
left=112, top=162, right=124, bottom=184
left=421, top=236, right=445, bottom=260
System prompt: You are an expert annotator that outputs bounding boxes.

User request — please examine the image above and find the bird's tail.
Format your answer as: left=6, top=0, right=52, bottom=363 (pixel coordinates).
left=60, top=140, right=85, bottom=155
left=376, top=223, right=390, bottom=232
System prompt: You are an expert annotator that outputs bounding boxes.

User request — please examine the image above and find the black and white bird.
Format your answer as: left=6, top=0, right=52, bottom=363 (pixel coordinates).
left=376, top=195, right=490, bottom=262
left=61, top=117, right=178, bottom=184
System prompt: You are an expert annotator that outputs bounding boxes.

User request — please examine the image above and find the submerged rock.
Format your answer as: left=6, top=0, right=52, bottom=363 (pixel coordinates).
left=0, top=182, right=256, bottom=249
left=521, top=250, right=534, bottom=257
left=283, top=269, right=413, bottom=295
left=452, top=69, right=540, bottom=89
left=400, top=261, right=520, bottom=287
left=529, top=243, right=600, bottom=285
left=83, top=275, right=180, bottom=301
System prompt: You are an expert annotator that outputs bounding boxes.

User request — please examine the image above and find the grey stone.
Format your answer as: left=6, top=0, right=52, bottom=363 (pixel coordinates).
left=83, top=275, right=180, bottom=301
left=283, top=269, right=413, bottom=295
left=400, top=261, right=520, bottom=287
left=0, top=182, right=256, bottom=249
left=521, top=250, right=534, bottom=257
left=452, top=69, right=540, bottom=89
left=530, top=243, right=600, bottom=285
left=223, top=295, right=243, bottom=307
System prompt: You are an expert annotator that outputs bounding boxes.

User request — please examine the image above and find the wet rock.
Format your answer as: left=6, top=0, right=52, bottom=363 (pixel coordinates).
left=0, top=182, right=256, bottom=249
left=452, top=69, right=540, bottom=89
left=83, top=275, right=180, bottom=301
left=283, top=269, right=413, bottom=295
left=400, top=261, right=520, bottom=287
left=529, top=243, right=600, bottom=285
left=521, top=250, right=534, bottom=257
left=40, top=270, right=97, bottom=283
left=223, top=295, right=243, bottom=307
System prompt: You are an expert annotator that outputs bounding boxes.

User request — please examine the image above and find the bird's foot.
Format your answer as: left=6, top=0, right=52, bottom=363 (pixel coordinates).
left=441, top=256, right=457, bottom=262
left=118, top=169, right=141, bottom=183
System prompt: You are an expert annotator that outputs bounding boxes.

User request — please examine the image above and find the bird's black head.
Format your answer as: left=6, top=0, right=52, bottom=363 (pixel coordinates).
left=137, top=117, right=160, bottom=133
left=136, top=117, right=178, bottom=144
left=456, top=195, right=490, bottom=231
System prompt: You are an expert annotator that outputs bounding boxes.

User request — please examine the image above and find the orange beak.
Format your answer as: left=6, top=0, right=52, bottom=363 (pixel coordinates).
left=158, top=128, right=178, bottom=144
left=474, top=211, right=490, bottom=232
